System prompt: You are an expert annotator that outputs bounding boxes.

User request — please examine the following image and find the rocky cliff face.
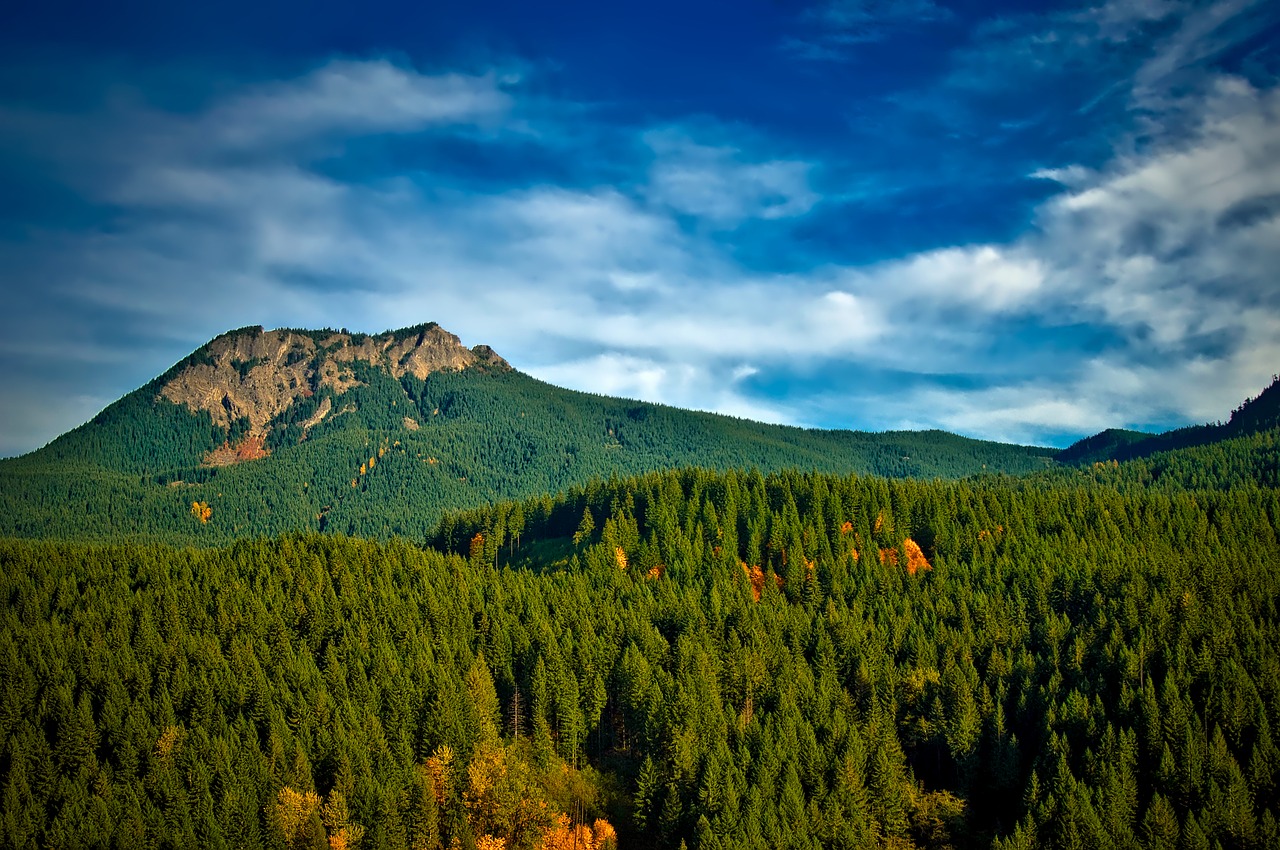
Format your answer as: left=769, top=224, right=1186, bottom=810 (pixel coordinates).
left=159, top=324, right=508, bottom=435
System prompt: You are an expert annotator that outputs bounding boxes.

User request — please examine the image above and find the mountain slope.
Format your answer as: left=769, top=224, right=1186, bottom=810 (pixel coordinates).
left=0, top=323, right=1058, bottom=545
left=1057, top=375, right=1280, bottom=465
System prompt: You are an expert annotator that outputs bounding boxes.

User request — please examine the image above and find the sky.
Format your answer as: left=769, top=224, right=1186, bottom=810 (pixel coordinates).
left=1, top=0, right=1279, bottom=456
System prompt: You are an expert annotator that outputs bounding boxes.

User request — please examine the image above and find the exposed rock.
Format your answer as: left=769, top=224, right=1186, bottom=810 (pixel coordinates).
left=326, top=325, right=507, bottom=380
left=159, top=324, right=508, bottom=435
left=160, top=329, right=317, bottom=432
left=204, top=435, right=271, bottom=467
left=300, top=396, right=333, bottom=435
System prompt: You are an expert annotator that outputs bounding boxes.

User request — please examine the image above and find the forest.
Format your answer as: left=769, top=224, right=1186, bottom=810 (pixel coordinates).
left=3, top=456, right=1279, bottom=849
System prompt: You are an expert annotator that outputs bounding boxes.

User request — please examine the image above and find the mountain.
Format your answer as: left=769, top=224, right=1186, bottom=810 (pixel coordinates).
left=0, top=322, right=1057, bottom=545
left=1057, top=374, right=1280, bottom=465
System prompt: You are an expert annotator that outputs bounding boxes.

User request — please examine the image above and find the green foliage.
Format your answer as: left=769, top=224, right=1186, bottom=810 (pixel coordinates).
left=0, top=363, right=1059, bottom=546
left=3, top=465, right=1279, bottom=848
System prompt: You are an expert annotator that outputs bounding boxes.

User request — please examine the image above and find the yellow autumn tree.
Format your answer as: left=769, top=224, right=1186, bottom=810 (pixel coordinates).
left=425, top=745, right=454, bottom=807
left=271, top=787, right=324, bottom=850
left=464, top=740, right=556, bottom=848
left=155, top=725, right=183, bottom=762
left=321, top=789, right=365, bottom=850
left=190, top=501, right=212, bottom=523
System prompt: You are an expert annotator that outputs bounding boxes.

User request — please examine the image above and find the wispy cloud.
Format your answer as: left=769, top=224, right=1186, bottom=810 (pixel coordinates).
left=644, top=129, right=819, bottom=226
left=203, top=60, right=514, bottom=150
left=784, top=0, right=955, bottom=60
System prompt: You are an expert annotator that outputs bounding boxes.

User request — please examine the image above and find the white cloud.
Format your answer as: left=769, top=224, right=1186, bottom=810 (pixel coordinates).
left=205, top=59, right=512, bottom=150
left=529, top=353, right=796, bottom=426
left=1030, top=164, right=1096, bottom=186
left=644, top=130, right=819, bottom=225
left=851, top=245, right=1046, bottom=314
left=1034, top=78, right=1280, bottom=349
left=1131, top=0, right=1275, bottom=108
left=785, top=0, right=954, bottom=59
left=890, top=338, right=1280, bottom=445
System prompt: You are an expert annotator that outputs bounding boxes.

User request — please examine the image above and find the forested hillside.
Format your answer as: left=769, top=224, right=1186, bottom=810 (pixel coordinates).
left=4, top=464, right=1278, bottom=849
left=1058, top=376, right=1280, bottom=466
left=0, top=325, right=1056, bottom=546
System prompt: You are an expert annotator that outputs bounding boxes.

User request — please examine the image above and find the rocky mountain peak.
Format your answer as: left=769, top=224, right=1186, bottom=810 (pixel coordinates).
left=158, top=323, right=508, bottom=434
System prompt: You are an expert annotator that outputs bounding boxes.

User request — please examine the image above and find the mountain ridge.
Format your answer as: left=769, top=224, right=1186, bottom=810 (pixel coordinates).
left=0, top=321, right=1062, bottom=545
left=1058, top=373, right=1280, bottom=465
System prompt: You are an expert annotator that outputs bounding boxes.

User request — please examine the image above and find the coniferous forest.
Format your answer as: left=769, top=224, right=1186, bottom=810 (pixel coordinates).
left=3, top=328, right=1280, bottom=849
left=4, top=460, right=1280, bottom=849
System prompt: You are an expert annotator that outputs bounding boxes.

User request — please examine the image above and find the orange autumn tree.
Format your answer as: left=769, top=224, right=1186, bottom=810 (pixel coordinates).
left=190, top=501, right=212, bottom=523
left=537, top=815, right=617, bottom=850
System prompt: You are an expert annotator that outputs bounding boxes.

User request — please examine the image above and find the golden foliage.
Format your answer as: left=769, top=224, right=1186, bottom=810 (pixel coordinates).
left=592, top=818, right=618, bottom=849
left=903, top=538, right=931, bottom=575
left=614, top=546, right=628, bottom=571
left=328, top=825, right=362, bottom=850
left=190, top=501, right=212, bottom=523
left=741, top=562, right=765, bottom=601
left=155, top=725, right=182, bottom=761
left=470, top=533, right=486, bottom=561
left=536, top=814, right=618, bottom=850
left=879, top=538, right=931, bottom=575
left=909, top=787, right=966, bottom=847
left=425, top=745, right=454, bottom=807
left=322, top=790, right=364, bottom=850
left=475, top=837, right=507, bottom=850
left=977, top=525, right=1004, bottom=542
left=463, top=741, right=556, bottom=848
left=271, top=787, right=323, bottom=850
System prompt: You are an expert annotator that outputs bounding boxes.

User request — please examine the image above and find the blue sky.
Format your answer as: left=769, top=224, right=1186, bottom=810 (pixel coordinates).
left=1, top=0, right=1279, bottom=455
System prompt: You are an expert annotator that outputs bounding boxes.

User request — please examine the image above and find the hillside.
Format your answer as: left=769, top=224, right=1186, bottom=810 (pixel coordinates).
left=1058, top=375, right=1280, bottom=465
left=0, top=322, right=1057, bottom=545
left=3, top=467, right=1277, bottom=849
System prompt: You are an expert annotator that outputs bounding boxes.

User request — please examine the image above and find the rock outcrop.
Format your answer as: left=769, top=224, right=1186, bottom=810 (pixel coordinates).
left=159, top=323, right=509, bottom=435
